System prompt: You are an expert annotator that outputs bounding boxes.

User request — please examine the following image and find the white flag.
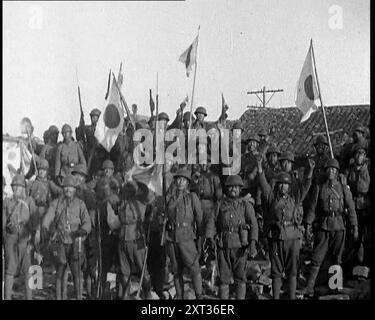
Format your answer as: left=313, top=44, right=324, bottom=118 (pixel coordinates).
left=95, top=64, right=125, bottom=152
left=179, top=35, right=199, bottom=77
left=295, top=41, right=320, bottom=122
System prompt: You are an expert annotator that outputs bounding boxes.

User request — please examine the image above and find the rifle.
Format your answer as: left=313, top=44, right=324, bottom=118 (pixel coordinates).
left=75, top=67, right=87, bottom=148
left=149, top=89, right=155, bottom=119
left=96, top=207, right=103, bottom=299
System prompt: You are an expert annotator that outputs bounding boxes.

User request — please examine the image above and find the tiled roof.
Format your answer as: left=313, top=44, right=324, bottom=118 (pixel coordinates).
left=234, top=105, right=370, bottom=156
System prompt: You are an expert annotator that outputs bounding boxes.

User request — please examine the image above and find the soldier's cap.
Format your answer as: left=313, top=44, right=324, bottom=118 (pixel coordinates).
left=37, top=158, right=49, bottom=170
left=258, top=128, right=268, bottom=137
left=225, top=175, right=244, bottom=187
left=275, top=172, right=292, bottom=184
left=123, top=180, right=138, bottom=194
left=194, top=106, right=207, bottom=116
left=61, top=124, right=72, bottom=133
left=183, top=112, right=194, bottom=121
left=71, top=164, right=88, bottom=176
left=266, top=144, right=281, bottom=155
left=246, top=134, right=260, bottom=143
left=353, top=124, right=366, bottom=134
left=11, top=174, right=26, bottom=188
left=279, top=151, right=295, bottom=163
left=62, top=175, right=77, bottom=188
left=314, top=134, right=328, bottom=146
left=48, top=125, right=59, bottom=134
left=324, top=158, right=340, bottom=170
left=352, top=143, right=367, bottom=155
left=174, top=168, right=191, bottom=182
left=90, top=108, right=101, bottom=117
left=232, top=122, right=243, bottom=130
left=157, top=112, right=169, bottom=122
left=102, top=159, right=114, bottom=170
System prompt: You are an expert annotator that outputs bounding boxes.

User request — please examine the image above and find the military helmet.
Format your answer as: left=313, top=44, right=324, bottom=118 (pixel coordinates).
left=11, top=174, right=26, bottom=188
left=279, top=151, right=295, bottom=163
left=174, top=168, right=191, bottom=182
left=225, top=175, right=244, bottom=187
left=266, top=144, right=281, bottom=156
left=102, top=159, right=114, bottom=170
left=246, top=134, right=260, bottom=143
left=194, top=106, right=207, bottom=116
left=71, top=164, right=88, bottom=176
left=157, top=112, right=169, bottom=122
left=90, top=108, right=101, bottom=117
left=352, top=143, right=367, bottom=155
left=275, top=172, right=292, bottom=184
left=314, top=134, right=328, bottom=146
left=37, top=159, right=49, bottom=170
left=324, top=158, right=340, bottom=170
left=183, top=112, right=193, bottom=122
left=353, top=124, right=366, bottom=134
left=61, top=124, right=72, bottom=133
left=62, top=175, right=77, bottom=188
left=48, top=125, right=59, bottom=134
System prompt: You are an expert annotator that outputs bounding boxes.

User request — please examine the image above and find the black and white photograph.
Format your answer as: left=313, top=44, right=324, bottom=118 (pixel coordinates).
left=2, top=0, right=370, bottom=304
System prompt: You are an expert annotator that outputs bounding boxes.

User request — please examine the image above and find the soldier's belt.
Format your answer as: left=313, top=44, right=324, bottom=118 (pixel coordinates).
left=281, top=221, right=295, bottom=227
left=220, top=227, right=238, bottom=233
left=323, top=211, right=342, bottom=217
left=175, top=222, right=190, bottom=228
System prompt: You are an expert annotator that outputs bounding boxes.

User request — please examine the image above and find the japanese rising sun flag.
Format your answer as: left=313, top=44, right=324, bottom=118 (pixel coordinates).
left=179, top=35, right=199, bottom=77
left=295, top=40, right=320, bottom=122
left=95, top=64, right=125, bottom=152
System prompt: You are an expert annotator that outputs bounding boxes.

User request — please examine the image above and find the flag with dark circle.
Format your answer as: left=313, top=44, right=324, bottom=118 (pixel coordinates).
left=304, top=75, right=315, bottom=100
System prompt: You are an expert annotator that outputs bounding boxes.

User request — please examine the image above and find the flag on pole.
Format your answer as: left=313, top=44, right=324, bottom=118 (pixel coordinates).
left=295, top=41, right=320, bottom=122
left=179, top=35, right=199, bottom=77
left=95, top=64, right=125, bottom=152
left=220, top=93, right=229, bottom=121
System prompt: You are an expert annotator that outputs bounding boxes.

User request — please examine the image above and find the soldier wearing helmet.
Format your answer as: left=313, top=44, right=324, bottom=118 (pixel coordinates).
left=27, top=159, right=63, bottom=252
left=191, top=106, right=208, bottom=131
left=3, top=174, right=38, bottom=300
left=40, top=125, right=60, bottom=179
left=302, top=158, right=358, bottom=298
left=205, top=174, right=258, bottom=299
left=55, top=123, right=86, bottom=184
left=257, top=155, right=315, bottom=300
left=162, top=168, right=205, bottom=299
left=346, top=143, right=370, bottom=267
left=42, top=174, right=92, bottom=300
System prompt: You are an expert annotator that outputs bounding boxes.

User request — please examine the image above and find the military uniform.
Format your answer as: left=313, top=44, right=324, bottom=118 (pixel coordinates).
left=3, top=175, right=38, bottom=300
left=258, top=170, right=312, bottom=299
left=303, top=159, right=358, bottom=296
left=117, top=181, right=152, bottom=299
left=207, top=175, right=258, bottom=299
left=42, top=175, right=92, bottom=300
left=347, top=146, right=370, bottom=265
left=55, top=140, right=86, bottom=181
left=40, top=143, right=59, bottom=179
left=165, top=169, right=204, bottom=299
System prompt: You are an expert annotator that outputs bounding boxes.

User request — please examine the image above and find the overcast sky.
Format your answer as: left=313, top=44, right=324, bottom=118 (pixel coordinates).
left=3, top=0, right=370, bottom=138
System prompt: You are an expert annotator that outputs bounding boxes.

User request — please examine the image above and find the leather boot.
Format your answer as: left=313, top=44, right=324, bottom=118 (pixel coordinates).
left=174, top=276, right=184, bottom=300
left=219, top=284, right=229, bottom=299
left=236, top=282, right=246, bottom=300
left=192, top=273, right=203, bottom=299
left=288, top=276, right=297, bottom=300
left=302, top=266, right=320, bottom=298
left=121, top=276, right=131, bottom=300
left=272, top=277, right=282, bottom=300
left=4, top=275, right=14, bottom=300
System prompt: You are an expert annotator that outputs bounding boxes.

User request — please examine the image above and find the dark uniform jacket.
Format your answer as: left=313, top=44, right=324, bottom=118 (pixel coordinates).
left=191, top=170, right=222, bottom=201
left=312, top=153, right=330, bottom=185
left=304, top=180, right=358, bottom=231
left=166, top=191, right=203, bottom=243
left=208, top=196, right=258, bottom=249
left=43, top=196, right=92, bottom=244
left=40, top=143, right=59, bottom=178
left=3, top=196, right=38, bottom=242
left=258, top=171, right=311, bottom=240
left=118, top=199, right=147, bottom=242
left=347, top=161, right=370, bottom=211
left=55, top=140, right=86, bottom=178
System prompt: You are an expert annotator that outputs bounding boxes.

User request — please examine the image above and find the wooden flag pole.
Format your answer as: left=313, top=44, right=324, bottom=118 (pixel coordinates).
left=188, top=25, right=201, bottom=143
left=310, top=39, right=334, bottom=159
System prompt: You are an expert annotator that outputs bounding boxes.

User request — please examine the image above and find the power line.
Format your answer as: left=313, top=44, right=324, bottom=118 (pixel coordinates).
left=247, top=86, right=283, bottom=108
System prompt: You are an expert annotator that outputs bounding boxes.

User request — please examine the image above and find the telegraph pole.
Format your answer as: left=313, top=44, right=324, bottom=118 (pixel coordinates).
left=247, top=86, right=283, bottom=108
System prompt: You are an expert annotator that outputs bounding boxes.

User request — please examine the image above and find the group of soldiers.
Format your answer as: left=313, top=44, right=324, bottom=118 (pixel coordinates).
left=2, top=105, right=371, bottom=300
